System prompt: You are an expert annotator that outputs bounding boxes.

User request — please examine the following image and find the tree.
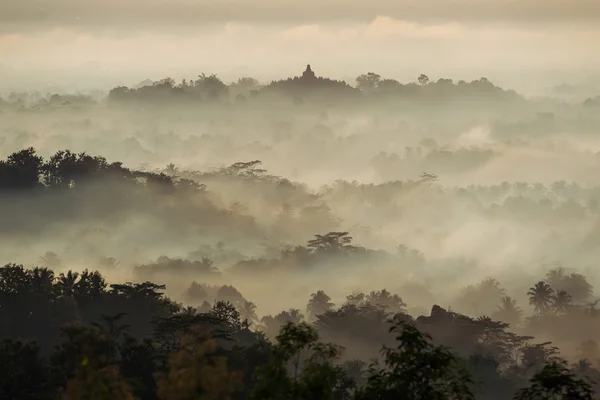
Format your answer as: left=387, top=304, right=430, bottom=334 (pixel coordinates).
left=307, top=232, right=354, bottom=254
left=209, top=301, right=247, bottom=333
left=30, top=267, right=56, bottom=295
left=546, top=266, right=593, bottom=304
left=164, top=163, right=179, bottom=177
left=493, top=296, right=523, bottom=326
left=366, top=289, right=407, bottom=314
left=456, top=278, right=506, bottom=317
left=345, top=291, right=366, bottom=307
left=56, top=271, right=80, bottom=298
left=418, top=74, right=430, bottom=85
left=0, top=339, right=51, bottom=399
left=528, top=281, right=555, bottom=315
left=552, top=290, right=573, bottom=315
left=238, top=301, right=259, bottom=325
left=356, top=319, right=474, bottom=400
left=306, top=291, right=335, bottom=319
left=355, top=73, right=381, bottom=92
left=514, top=360, right=594, bottom=400
left=0, top=147, right=43, bottom=190
left=376, top=79, right=401, bottom=93
left=156, top=332, right=243, bottom=400
left=92, top=313, right=130, bottom=362
left=252, top=322, right=344, bottom=400
left=194, top=73, right=228, bottom=98
left=419, top=172, right=438, bottom=184
left=231, top=77, right=261, bottom=92
left=62, top=363, right=135, bottom=400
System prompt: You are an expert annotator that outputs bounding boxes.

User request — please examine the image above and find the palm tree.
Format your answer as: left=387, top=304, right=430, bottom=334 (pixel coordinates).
left=238, top=300, right=258, bottom=325
left=56, top=271, right=80, bottom=297
left=515, top=360, right=594, bottom=400
left=527, top=281, right=555, bottom=315
left=494, top=296, right=523, bottom=326
left=306, top=290, right=335, bottom=319
left=552, top=290, right=573, bottom=315
left=199, top=257, right=215, bottom=270
left=345, top=290, right=366, bottom=307
left=366, top=289, right=407, bottom=313
left=546, top=266, right=593, bottom=304
left=164, top=163, right=179, bottom=176
left=92, top=313, right=130, bottom=362
left=180, top=306, right=198, bottom=315
left=29, top=267, right=55, bottom=294
left=283, top=309, right=304, bottom=325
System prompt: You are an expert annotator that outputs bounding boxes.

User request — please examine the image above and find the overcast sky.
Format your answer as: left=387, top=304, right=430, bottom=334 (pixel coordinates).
left=1, top=0, right=599, bottom=92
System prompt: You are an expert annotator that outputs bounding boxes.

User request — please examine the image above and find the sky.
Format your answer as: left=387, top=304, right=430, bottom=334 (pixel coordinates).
left=1, top=0, right=600, bottom=92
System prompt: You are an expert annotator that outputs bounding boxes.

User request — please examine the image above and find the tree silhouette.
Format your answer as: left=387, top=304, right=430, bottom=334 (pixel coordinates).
left=493, top=296, right=523, bottom=326
left=514, top=360, right=594, bottom=400
left=92, top=313, right=130, bottom=362
left=164, top=163, right=179, bottom=177
left=418, top=74, right=430, bottom=85
left=307, top=232, right=354, bottom=254
left=306, top=290, right=335, bottom=319
left=356, top=319, right=474, bottom=400
left=546, top=266, right=593, bottom=304
left=355, top=72, right=381, bottom=92
left=528, top=281, right=555, bottom=315
left=238, top=300, right=259, bottom=325
left=0, top=147, right=43, bottom=190
left=0, top=339, right=50, bottom=400
left=366, top=289, right=407, bottom=314
left=56, top=271, right=80, bottom=298
left=552, top=290, right=573, bottom=315
left=253, top=322, right=344, bottom=400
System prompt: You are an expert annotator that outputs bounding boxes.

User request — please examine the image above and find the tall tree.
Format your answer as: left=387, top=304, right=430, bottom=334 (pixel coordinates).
left=546, top=266, right=593, bottom=304
left=156, top=332, right=243, bottom=400
left=252, top=322, right=344, bottom=400
left=238, top=301, right=259, bottom=326
left=307, top=291, right=335, bottom=319
left=514, top=360, right=594, bottom=400
left=527, top=281, right=555, bottom=315
left=493, top=296, right=523, bottom=326
left=356, top=320, right=474, bottom=400
left=355, top=73, right=381, bottom=92
left=552, top=290, right=573, bottom=315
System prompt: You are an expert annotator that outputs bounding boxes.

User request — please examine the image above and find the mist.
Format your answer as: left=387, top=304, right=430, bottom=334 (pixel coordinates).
left=2, top=2, right=600, bottom=399
left=2, top=0, right=600, bottom=93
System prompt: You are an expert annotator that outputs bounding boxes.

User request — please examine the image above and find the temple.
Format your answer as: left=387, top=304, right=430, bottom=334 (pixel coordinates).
left=264, top=64, right=357, bottom=98
left=302, top=64, right=316, bottom=80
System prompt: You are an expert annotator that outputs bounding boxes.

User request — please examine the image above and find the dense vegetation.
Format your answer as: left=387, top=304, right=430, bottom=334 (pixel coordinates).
left=2, top=147, right=600, bottom=399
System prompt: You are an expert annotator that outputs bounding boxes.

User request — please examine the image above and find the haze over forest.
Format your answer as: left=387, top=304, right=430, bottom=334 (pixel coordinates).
left=2, top=1, right=600, bottom=399
left=2, top=0, right=600, bottom=94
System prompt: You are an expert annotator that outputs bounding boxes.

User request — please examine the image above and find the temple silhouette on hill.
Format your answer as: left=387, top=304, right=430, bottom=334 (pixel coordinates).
left=265, top=64, right=357, bottom=97
left=302, top=64, right=316, bottom=80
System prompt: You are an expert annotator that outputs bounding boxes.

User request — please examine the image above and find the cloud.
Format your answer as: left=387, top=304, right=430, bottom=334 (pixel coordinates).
left=1, top=13, right=599, bottom=92
left=365, top=16, right=463, bottom=39
left=0, top=0, right=599, bottom=34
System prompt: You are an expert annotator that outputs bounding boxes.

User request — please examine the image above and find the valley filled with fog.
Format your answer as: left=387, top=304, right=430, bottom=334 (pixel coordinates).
left=3, top=65, right=600, bottom=398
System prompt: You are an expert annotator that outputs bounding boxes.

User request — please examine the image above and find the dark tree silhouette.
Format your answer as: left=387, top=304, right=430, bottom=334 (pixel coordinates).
left=306, top=290, right=335, bottom=319
left=514, top=360, right=594, bottom=400
left=528, top=281, right=555, bottom=315
left=356, top=319, right=474, bottom=400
